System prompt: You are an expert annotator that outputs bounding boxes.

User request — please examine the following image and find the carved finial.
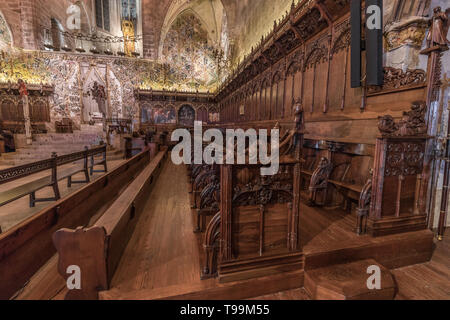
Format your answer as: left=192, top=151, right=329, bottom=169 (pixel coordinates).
left=293, top=99, right=304, bottom=131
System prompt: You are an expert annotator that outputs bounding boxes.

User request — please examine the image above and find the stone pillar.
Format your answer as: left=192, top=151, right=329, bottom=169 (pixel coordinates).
left=22, top=95, right=32, bottom=145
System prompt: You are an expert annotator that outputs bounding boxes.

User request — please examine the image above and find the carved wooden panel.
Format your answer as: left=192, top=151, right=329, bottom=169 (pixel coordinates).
left=30, top=98, right=50, bottom=122
left=0, top=97, right=23, bottom=121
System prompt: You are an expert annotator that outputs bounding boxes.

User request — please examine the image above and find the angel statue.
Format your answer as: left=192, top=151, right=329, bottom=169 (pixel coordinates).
left=426, top=6, right=450, bottom=48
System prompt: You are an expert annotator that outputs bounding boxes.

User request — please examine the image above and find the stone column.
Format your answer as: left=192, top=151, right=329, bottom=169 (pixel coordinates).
left=22, top=95, right=32, bottom=145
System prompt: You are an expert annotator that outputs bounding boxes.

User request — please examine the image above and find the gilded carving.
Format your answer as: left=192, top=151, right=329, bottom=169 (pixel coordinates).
left=384, top=18, right=428, bottom=51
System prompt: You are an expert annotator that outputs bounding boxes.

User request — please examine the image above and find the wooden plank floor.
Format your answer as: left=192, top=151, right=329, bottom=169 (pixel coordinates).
left=251, top=232, right=450, bottom=300
left=15, top=159, right=448, bottom=300
left=108, top=162, right=446, bottom=300
left=110, top=160, right=215, bottom=292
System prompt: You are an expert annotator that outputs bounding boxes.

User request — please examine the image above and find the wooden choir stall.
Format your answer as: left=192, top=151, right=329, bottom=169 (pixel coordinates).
left=0, top=0, right=446, bottom=301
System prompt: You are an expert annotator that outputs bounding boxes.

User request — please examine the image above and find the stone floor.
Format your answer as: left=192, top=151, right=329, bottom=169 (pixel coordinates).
left=0, top=159, right=125, bottom=232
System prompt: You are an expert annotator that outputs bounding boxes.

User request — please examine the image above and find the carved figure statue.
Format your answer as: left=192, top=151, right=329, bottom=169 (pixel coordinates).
left=426, top=7, right=450, bottom=48
left=18, top=79, right=28, bottom=97
left=88, top=81, right=107, bottom=116
left=378, top=115, right=399, bottom=135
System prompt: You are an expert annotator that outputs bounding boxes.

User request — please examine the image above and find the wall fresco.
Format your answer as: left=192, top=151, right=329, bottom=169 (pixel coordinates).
left=161, top=12, right=218, bottom=92
left=178, top=104, right=196, bottom=127
left=141, top=104, right=176, bottom=124
left=0, top=35, right=220, bottom=128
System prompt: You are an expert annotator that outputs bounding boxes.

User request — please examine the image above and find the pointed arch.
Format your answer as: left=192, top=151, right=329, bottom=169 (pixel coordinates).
left=0, top=10, right=13, bottom=46
left=158, top=0, right=227, bottom=59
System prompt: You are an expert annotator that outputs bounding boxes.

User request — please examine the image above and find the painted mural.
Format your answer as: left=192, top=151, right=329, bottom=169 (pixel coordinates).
left=141, top=104, right=176, bottom=124
left=161, top=12, right=218, bottom=92
left=0, top=39, right=221, bottom=128
left=209, top=112, right=220, bottom=123
left=0, top=50, right=51, bottom=85
left=0, top=49, right=134, bottom=125
left=178, top=104, right=196, bottom=127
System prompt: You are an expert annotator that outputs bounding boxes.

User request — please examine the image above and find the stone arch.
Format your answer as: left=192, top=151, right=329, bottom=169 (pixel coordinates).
left=158, top=0, right=228, bottom=59
left=74, top=1, right=93, bottom=32
left=50, top=18, right=65, bottom=50
left=0, top=10, right=13, bottom=47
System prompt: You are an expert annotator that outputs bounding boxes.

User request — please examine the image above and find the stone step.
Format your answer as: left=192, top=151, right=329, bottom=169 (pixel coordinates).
left=15, top=145, right=92, bottom=152
left=304, top=259, right=397, bottom=300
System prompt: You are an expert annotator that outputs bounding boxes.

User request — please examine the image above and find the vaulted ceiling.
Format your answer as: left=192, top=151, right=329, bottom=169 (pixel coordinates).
left=142, top=0, right=296, bottom=64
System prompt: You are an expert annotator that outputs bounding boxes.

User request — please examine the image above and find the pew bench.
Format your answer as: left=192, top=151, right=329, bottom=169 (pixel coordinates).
left=0, top=149, right=151, bottom=300
left=0, top=161, right=90, bottom=208
left=0, top=145, right=107, bottom=208
left=52, top=149, right=168, bottom=300
left=0, top=175, right=57, bottom=208
left=90, top=152, right=108, bottom=174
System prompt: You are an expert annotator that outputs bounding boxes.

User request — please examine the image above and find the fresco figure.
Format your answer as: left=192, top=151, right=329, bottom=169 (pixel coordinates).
left=178, top=104, right=195, bottom=126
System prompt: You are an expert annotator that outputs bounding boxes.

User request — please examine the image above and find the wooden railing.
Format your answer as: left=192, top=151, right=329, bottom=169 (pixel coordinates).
left=0, top=144, right=107, bottom=185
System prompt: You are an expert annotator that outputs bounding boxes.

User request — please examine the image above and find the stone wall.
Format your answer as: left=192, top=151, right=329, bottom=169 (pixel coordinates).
left=0, top=0, right=93, bottom=50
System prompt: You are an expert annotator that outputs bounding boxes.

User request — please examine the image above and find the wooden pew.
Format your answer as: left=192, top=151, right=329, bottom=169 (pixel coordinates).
left=52, top=150, right=168, bottom=299
left=0, top=150, right=150, bottom=300
left=0, top=144, right=107, bottom=208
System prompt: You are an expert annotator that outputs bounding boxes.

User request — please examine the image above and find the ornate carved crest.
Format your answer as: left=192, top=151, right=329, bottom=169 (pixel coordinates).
left=232, top=167, right=293, bottom=207
left=368, top=67, right=426, bottom=93
left=378, top=101, right=427, bottom=137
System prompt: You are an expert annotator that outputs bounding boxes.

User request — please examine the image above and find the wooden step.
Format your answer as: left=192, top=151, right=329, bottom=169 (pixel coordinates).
left=304, top=259, right=397, bottom=300
left=99, top=270, right=304, bottom=300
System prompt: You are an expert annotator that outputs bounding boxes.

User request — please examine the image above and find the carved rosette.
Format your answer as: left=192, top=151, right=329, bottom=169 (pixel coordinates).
left=385, top=142, right=425, bottom=177
left=232, top=166, right=294, bottom=207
